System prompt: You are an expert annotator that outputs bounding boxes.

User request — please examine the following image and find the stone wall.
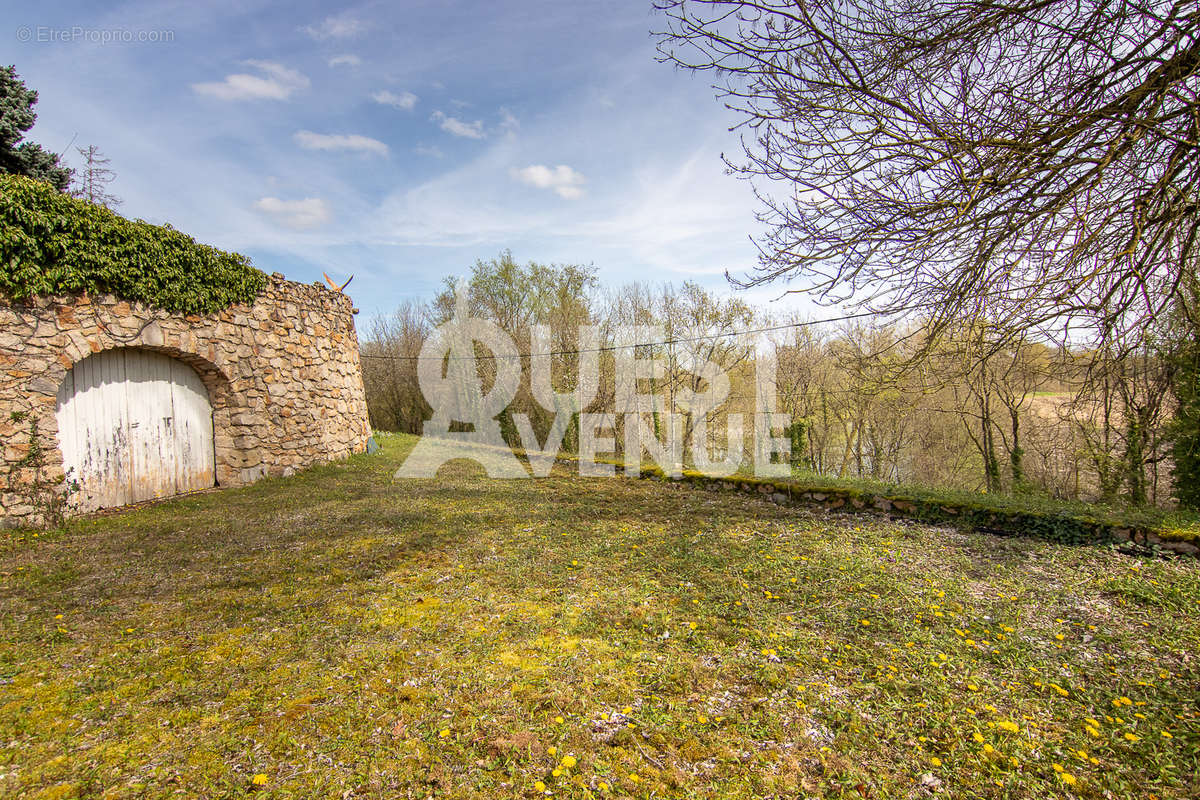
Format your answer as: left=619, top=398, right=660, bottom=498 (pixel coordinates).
left=0, top=273, right=371, bottom=526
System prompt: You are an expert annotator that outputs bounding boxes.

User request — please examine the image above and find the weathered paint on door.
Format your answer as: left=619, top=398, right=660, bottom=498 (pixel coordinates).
left=55, top=349, right=215, bottom=512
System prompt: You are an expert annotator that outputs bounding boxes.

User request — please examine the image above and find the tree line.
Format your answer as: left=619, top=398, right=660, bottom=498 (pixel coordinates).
left=1, top=66, right=120, bottom=205
left=361, top=251, right=1197, bottom=509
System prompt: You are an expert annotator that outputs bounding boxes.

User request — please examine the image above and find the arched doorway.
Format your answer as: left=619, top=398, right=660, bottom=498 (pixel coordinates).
left=55, top=348, right=216, bottom=512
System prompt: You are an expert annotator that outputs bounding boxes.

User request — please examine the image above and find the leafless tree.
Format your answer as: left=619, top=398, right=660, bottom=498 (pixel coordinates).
left=69, top=145, right=120, bottom=208
left=655, top=0, right=1200, bottom=344
left=361, top=301, right=432, bottom=434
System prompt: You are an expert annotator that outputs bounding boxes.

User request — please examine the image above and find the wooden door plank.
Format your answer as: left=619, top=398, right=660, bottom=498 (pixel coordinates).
left=55, top=349, right=216, bottom=513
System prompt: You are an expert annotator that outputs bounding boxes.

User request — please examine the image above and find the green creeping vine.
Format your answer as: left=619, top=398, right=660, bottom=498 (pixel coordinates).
left=0, top=175, right=266, bottom=313
left=6, top=411, right=78, bottom=528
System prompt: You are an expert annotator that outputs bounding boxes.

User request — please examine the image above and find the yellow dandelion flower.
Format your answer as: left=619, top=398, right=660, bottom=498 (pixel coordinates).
left=251, top=774, right=269, bottom=786
left=548, top=746, right=558, bottom=756
left=1124, top=732, right=1140, bottom=742
left=1059, top=773, right=1077, bottom=786
left=561, top=755, right=577, bottom=769
left=930, top=757, right=942, bottom=767
left=554, top=715, right=565, bottom=724
left=534, top=780, right=547, bottom=792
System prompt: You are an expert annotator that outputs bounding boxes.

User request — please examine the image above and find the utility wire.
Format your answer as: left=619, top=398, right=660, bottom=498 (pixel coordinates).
left=358, top=305, right=930, bottom=362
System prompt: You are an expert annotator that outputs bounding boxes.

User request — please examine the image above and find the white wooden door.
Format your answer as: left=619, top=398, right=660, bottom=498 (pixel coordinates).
left=56, top=349, right=215, bottom=512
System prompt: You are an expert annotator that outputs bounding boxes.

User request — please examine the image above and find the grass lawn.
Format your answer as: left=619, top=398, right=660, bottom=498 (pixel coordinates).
left=2, top=432, right=1198, bottom=799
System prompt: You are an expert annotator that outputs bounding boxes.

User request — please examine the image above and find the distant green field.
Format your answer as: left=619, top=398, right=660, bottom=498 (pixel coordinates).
left=2, top=433, right=1197, bottom=798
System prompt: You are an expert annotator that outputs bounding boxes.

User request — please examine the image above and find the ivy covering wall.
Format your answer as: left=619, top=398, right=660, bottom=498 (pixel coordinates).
left=0, top=175, right=266, bottom=313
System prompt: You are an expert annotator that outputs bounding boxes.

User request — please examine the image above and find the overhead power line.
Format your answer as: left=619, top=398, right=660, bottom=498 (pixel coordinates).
left=358, top=305, right=930, bottom=362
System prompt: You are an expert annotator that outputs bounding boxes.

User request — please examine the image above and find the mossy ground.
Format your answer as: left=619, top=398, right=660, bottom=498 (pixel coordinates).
left=2, top=433, right=1198, bottom=798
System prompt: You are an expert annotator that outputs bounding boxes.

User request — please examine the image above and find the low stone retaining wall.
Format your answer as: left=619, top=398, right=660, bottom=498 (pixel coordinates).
left=636, top=468, right=1200, bottom=559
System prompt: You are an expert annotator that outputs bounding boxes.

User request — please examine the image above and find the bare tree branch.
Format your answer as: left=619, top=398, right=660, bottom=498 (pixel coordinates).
left=654, top=0, right=1200, bottom=343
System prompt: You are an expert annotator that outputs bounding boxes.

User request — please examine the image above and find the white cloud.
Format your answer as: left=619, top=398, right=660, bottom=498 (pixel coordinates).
left=432, top=111, right=486, bottom=139
left=415, top=144, right=445, bottom=158
left=328, top=54, right=362, bottom=68
left=253, top=197, right=331, bottom=230
left=511, top=164, right=586, bottom=199
left=498, top=108, right=519, bottom=132
left=568, top=147, right=763, bottom=276
left=372, top=89, right=418, bottom=111
left=294, top=131, right=390, bottom=156
left=191, top=61, right=309, bottom=101
left=304, top=15, right=365, bottom=40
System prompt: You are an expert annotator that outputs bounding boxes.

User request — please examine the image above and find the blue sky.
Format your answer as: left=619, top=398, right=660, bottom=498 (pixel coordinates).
left=8, top=0, right=805, bottom=317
